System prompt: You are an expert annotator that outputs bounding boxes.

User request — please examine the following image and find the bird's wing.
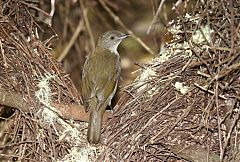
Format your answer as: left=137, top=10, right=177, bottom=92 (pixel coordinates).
left=91, top=59, right=120, bottom=112
left=81, top=48, right=120, bottom=111
left=81, top=55, right=95, bottom=110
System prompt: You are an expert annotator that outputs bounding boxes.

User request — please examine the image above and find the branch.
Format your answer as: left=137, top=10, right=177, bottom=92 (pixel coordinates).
left=0, top=88, right=112, bottom=122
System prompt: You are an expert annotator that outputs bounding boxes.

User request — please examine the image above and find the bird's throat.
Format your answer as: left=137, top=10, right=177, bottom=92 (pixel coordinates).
left=108, top=42, right=121, bottom=55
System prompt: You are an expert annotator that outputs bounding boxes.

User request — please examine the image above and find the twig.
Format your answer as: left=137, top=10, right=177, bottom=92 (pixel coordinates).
left=222, top=101, right=239, bottom=156
left=163, top=100, right=194, bottom=137
left=197, top=71, right=211, bottom=78
left=80, top=0, right=95, bottom=50
left=20, top=1, right=50, bottom=17
left=215, top=81, right=224, bottom=162
left=147, top=0, right=166, bottom=34
left=194, top=83, right=227, bottom=100
left=57, top=20, right=84, bottom=62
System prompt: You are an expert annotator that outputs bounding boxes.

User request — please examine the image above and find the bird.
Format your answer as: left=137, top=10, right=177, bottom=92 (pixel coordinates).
left=81, top=30, right=129, bottom=144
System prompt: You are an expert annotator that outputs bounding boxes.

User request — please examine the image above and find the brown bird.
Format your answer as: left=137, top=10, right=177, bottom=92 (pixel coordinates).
left=81, top=30, right=129, bottom=144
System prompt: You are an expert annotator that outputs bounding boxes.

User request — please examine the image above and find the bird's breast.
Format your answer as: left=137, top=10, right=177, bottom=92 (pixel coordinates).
left=93, top=48, right=121, bottom=74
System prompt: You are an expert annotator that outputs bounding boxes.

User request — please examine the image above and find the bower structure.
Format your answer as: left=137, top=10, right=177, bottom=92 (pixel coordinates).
left=100, top=0, right=240, bottom=161
left=0, top=1, right=93, bottom=161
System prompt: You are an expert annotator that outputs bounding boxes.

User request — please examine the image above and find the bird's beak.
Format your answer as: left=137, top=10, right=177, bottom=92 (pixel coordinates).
left=121, top=33, right=130, bottom=39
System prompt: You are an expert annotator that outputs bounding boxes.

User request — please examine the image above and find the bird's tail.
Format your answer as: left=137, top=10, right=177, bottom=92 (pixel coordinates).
left=87, top=98, right=105, bottom=144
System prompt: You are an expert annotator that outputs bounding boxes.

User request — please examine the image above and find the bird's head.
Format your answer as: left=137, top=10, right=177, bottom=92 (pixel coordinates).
left=97, top=30, right=129, bottom=53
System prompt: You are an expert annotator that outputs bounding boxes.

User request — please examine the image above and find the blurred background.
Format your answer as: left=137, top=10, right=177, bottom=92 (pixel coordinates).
left=38, top=0, right=196, bottom=102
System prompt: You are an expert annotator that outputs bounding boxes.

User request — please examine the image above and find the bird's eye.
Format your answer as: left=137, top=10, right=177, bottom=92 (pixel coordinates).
left=110, top=36, right=115, bottom=40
